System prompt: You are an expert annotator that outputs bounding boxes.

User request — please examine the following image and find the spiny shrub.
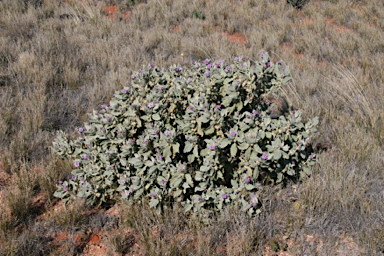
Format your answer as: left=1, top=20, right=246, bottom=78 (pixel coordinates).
left=52, top=53, right=318, bottom=217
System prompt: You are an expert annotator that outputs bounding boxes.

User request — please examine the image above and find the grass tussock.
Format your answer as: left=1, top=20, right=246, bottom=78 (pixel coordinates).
left=0, top=0, right=384, bottom=254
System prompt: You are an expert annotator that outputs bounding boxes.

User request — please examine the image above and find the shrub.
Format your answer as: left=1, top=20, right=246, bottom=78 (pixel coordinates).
left=286, top=0, right=310, bottom=9
left=52, top=53, right=318, bottom=217
left=192, top=9, right=205, bottom=20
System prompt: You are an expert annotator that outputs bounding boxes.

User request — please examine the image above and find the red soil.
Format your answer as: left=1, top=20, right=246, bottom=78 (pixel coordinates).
left=325, top=18, right=353, bottom=34
left=224, top=32, right=247, bottom=46
left=102, top=5, right=130, bottom=20
left=89, top=234, right=100, bottom=243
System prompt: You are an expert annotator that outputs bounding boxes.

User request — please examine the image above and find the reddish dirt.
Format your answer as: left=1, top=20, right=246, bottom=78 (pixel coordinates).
left=280, top=44, right=304, bottom=60
left=56, top=232, right=68, bottom=240
left=89, top=234, right=100, bottom=243
left=172, top=26, right=179, bottom=32
left=224, top=32, right=247, bottom=46
left=301, top=18, right=313, bottom=24
left=325, top=18, right=353, bottom=34
left=103, top=5, right=116, bottom=15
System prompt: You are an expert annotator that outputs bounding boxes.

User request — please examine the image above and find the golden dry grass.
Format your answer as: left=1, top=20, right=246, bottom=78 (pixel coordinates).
left=0, top=0, right=384, bottom=255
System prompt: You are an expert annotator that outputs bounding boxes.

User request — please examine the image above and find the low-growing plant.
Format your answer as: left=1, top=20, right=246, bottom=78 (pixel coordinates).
left=286, top=0, right=310, bottom=9
left=192, top=9, right=205, bottom=20
left=52, top=53, right=318, bottom=218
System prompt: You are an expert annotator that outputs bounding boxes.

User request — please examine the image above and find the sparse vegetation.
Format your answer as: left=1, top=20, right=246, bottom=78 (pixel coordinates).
left=0, top=0, right=384, bottom=255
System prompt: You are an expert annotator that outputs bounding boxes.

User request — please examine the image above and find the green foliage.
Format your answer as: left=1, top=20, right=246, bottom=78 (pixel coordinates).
left=192, top=9, right=205, bottom=20
left=286, top=0, right=310, bottom=9
left=51, top=53, right=318, bottom=218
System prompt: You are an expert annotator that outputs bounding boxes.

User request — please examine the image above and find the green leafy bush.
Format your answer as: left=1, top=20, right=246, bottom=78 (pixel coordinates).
left=52, top=53, right=318, bottom=217
left=192, top=9, right=205, bottom=20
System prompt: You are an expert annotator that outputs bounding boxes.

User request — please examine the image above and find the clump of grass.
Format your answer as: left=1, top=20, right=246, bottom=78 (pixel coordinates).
left=49, top=198, right=89, bottom=229
left=106, top=231, right=136, bottom=255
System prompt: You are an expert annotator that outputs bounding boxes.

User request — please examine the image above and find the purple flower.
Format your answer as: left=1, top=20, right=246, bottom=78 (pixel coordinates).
left=102, top=104, right=108, bottom=109
left=63, top=186, right=67, bottom=191
left=235, top=57, right=239, bottom=61
left=205, top=72, right=210, bottom=77
left=250, top=193, right=256, bottom=198
left=157, top=155, right=163, bottom=161
left=175, top=67, right=181, bottom=71
left=125, top=190, right=132, bottom=195
left=203, top=60, right=210, bottom=65
left=260, top=53, right=264, bottom=58
left=225, top=66, right=231, bottom=71
left=69, top=175, right=76, bottom=180
left=266, top=62, right=270, bottom=67
left=119, top=179, right=126, bottom=185
left=197, top=196, right=202, bottom=201
left=218, top=59, right=223, bottom=63
left=164, top=130, right=171, bottom=136
left=150, top=64, right=154, bottom=68
left=78, top=127, right=83, bottom=132
left=187, top=78, right=192, bottom=82
left=242, top=57, right=246, bottom=61
left=188, top=105, right=194, bottom=110
left=249, top=201, right=254, bottom=206
left=215, top=105, right=221, bottom=109
left=149, top=193, right=156, bottom=197
left=282, top=66, right=286, bottom=70
left=148, top=123, right=154, bottom=126
left=131, top=75, right=136, bottom=79
left=161, top=179, right=166, bottom=184
left=79, top=177, right=84, bottom=182
left=74, top=161, right=80, bottom=167
left=82, top=154, right=89, bottom=160
left=215, top=63, right=220, bottom=67
left=121, top=88, right=128, bottom=93
left=261, top=153, right=268, bottom=160
left=252, top=109, right=258, bottom=115
left=276, top=61, right=282, bottom=65
left=155, top=85, right=163, bottom=90
left=230, top=131, right=237, bottom=136
left=105, top=116, right=111, bottom=121
left=143, top=140, right=149, bottom=145
left=208, top=144, right=215, bottom=150
left=147, top=103, right=154, bottom=108
left=292, top=110, right=297, bottom=114
left=138, top=70, right=143, bottom=74
left=56, top=180, right=63, bottom=185
left=82, top=182, right=86, bottom=186
left=245, top=176, right=251, bottom=183
left=152, top=130, right=157, bottom=134
left=221, top=193, right=227, bottom=199
left=309, top=153, right=316, bottom=159
left=206, top=64, right=212, bottom=69
left=128, top=139, right=134, bottom=145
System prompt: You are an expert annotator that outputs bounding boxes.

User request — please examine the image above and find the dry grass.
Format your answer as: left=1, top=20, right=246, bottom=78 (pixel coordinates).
left=0, top=0, right=384, bottom=254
